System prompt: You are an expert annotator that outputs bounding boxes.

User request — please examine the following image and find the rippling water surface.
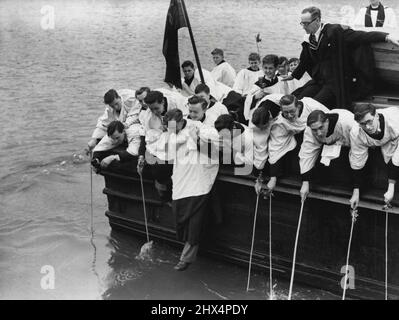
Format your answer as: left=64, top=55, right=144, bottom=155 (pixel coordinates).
left=2, top=0, right=397, bottom=300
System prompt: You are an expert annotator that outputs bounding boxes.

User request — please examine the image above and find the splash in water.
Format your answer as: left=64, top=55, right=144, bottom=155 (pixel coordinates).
left=136, top=240, right=153, bottom=261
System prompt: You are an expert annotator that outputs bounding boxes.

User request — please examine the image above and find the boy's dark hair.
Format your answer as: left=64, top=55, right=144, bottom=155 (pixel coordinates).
left=353, top=103, right=376, bottom=122
left=181, top=60, right=195, bottom=69
left=280, top=94, right=298, bottom=107
left=262, top=54, right=279, bottom=67
left=104, top=89, right=119, bottom=105
left=135, top=87, right=151, bottom=97
left=194, top=83, right=210, bottom=95
left=211, top=48, right=224, bottom=56
left=288, top=57, right=299, bottom=64
left=214, top=114, right=235, bottom=132
left=188, top=95, right=208, bottom=109
left=144, top=90, right=164, bottom=105
left=163, top=109, right=184, bottom=126
left=252, top=105, right=271, bottom=127
left=278, top=56, right=289, bottom=65
left=248, top=52, right=261, bottom=61
left=107, top=121, right=125, bottom=136
left=307, top=110, right=328, bottom=127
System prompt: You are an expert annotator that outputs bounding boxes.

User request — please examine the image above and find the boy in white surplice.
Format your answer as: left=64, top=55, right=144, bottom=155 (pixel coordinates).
left=154, top=109, right=219, bottom=271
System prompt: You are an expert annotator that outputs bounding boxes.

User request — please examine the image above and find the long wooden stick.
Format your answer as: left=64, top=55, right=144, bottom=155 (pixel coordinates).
left=269, top=195, right=273, bottom=299
left=246, top=194, right=260, bottom=292
left=89, top=152, right=94, bottom=235
left=139, top=172, right=150, bottom=243
left=288, top=199, right=305, bottom=300
left=385, top=209, right=389, bottom=300
left=342, top=208, right=358, bottom=300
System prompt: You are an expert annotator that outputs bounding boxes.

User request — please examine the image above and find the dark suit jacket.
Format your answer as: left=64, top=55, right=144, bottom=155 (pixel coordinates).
left=292, top=23, right=388, bottom=109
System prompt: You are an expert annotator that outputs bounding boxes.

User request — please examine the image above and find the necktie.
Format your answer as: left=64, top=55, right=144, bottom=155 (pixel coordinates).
left=309, top=33, right=317, bottom=47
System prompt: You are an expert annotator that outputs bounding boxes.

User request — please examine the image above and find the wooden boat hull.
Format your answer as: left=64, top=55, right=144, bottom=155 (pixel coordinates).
left=99, top=31, right=399, bottom=300
left=101, top=161, right=399, bottom=300
left=372, top=42, right=399, bottom=87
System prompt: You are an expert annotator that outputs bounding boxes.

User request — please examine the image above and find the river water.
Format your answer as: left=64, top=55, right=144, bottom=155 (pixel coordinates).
left=1, top=0, right=397, bottom=300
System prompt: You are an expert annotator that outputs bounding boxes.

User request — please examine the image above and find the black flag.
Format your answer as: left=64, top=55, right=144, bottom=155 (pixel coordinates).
left=162, top=0, right=187, bottom=89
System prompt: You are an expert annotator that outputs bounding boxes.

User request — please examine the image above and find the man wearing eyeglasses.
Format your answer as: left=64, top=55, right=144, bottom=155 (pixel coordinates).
left=349, top=103, right=399, bottom=209
left=261, top=94, right=329, bottom=193
left=282, top=6, right=399, bottom=110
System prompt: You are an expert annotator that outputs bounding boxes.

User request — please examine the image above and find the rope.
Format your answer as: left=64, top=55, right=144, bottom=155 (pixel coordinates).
left=139, top=172, right=150, bottom=243
left=342, top=208, right=358, bottom=300
left=269, top=195, right=273, bottom=299
left=246, top=193, right=260, bottom=292
left=288, top=199, right=305, bottom=300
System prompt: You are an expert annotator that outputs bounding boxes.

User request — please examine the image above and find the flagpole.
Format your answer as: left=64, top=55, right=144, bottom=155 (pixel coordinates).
left=180, top=0, right=205, bottom=84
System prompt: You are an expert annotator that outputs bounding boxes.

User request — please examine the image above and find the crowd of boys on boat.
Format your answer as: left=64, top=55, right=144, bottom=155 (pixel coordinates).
left=86, top=5, right=399, bottom=271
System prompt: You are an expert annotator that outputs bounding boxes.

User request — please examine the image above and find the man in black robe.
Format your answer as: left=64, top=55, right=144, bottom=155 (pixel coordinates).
left=283, top=6, right=399, bottom=110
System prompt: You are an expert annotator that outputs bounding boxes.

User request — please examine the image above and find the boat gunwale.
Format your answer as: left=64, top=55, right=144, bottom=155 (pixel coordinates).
left=100, top=170, right=399, bottom=215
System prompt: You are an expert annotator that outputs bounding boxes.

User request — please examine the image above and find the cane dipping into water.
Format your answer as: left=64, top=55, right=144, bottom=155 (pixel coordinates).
left=342, top=207, right=358, bottom=300
left=288, top=197, right=305, bottom=300
left=382, top=201, right=392, bottom=300
left=246, top=193, right=260, bottom=292
left=268, top=192, right=275, bottom=300
left=137, top=160, right=153, bottom=260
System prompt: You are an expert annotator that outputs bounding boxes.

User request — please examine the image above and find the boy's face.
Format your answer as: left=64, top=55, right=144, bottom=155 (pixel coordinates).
left=278, top=62, right=289, bottom=76
left=248, top=59, right=260, bottom=70
left=310, top=120, right=329, bottom=141
left=108, top=97, right=122, bottom=112
left=289, top=61, right=299, bottom=72
left=182, top=66, right=195, bottom=80
left=212, top=54, right=223, bottom=65
left=262, top=63, right=277, bottom=79
left=110, top=130, right=125, bottom=145
left=189, top=103, right=205, bottom=121
left=281, top=102, right=299, bottom=122
left=358, top=112, right=378, bottom=135
left=148, top=101, right=164, bottom=116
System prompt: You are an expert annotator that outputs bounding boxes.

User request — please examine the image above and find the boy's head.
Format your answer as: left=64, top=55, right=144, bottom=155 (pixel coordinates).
left=307, top=110, right=330, bottom=141
left=181, top=60, right=195, bottom=80
left=288, top=58, right=300, bottom=73
left=211, top=48, right=224, bottom=65
left=194, top=83, right=211, bottom=104
left=262, top=54, right=279, bottom=79
left=278, top=56, right=289, bottom=76
left=280, top=95, right=302, bottom=122
left=353, top=103, right=378, bottom=135
left=163, top=109, right=185, bottom=133
left=188, top=95, right=207, bottom=121
left=144, top=90, right=165, bottom=116
left=107, top=121, right=125, bottom=144
left=248, top=52, right=261, bottom=71
left=135, top=87, right=151, bottom=107
left=104, top=89, right=122, bottom=112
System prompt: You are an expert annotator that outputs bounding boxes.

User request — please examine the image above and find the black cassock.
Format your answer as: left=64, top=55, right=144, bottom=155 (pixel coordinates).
left=292, top=23, right=388, bottom=110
